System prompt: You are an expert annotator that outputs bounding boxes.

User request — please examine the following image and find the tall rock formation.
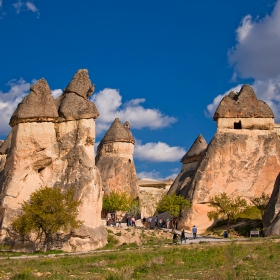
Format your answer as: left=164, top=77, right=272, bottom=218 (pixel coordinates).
left=168, top=134, right=207, bottom=197
left=179, top=85, right=280, bottom=232
left=263, top=173, right=280, bottom=236
left=0, top=69, right=107, bottom=252
left=95, top=118, right=139, bottom=198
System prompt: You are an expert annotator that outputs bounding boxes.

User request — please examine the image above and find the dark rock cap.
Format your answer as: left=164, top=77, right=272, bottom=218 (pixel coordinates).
left=99, top=118, right=135, bottom=145
left=213, top=84, right=274, bottom=121
left=57, top=69, right=99, bottom=120
left=64, top=69, right=95, bottom=99
left=181, top=134, right=207, bottom=163
left=57, top=92, right=99, bottom=121
left=9, top=78, right=59, bottom=127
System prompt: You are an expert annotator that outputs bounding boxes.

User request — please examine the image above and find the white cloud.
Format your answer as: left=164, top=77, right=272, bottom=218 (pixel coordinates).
left=228, top=1, right=280, bottom=80
left=13, top=1, right=39, bottom=17
left=207, top=1, right=280, bottom=122
left=91, top=88, right=177, bottom=136
left=0, top=78, right=31, bottom=135
left=51, top=89, right=63, bottom=99
left=0, top=0, right=2, bottom=9
left=26, top=1, right=37, bottom=13
left=134, top=140, right=186, bottom=162
left=137, top=170, right=178, bottom=180
left=0, top=79, right=64, bottom=137
left=13, top=0, right=24, bottom=14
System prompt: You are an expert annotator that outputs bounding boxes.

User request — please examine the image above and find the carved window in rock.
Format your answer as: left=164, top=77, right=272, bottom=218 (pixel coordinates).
left=105, top=142, right=113, bottom=153
left=234, top=121, right=242, bottom=129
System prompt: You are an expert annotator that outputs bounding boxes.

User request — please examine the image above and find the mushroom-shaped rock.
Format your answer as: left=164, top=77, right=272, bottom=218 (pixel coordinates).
left=99, top=118, right=135, bottom=145
left=9, top=79, right=59, bottom=127
left=181, top=134, right=207, bottom=164
left=213, top=84, right=274, bottom=121
left=64, top=69, right=95, bottom=99
left=57, top=70, right=99, bottom=121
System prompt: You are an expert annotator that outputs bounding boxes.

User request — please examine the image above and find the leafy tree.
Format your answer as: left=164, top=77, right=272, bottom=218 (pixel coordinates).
left=207, top=192, right=248, bottom=229
left=11, top=186, right=82, bottom=251
left=127, top=198, right=141, bottom=218
left=250, top=192, right=270, bottom=218
left=157, top=193, right=191, bottom=218
left=102, top=191, right=134, bottom=213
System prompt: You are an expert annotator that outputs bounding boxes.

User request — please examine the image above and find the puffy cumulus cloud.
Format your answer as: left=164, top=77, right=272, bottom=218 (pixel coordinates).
left=13, top=1, right=39, bottom=17
left=228, top=1, right=280, bottom=80
left=134, top=140, right=186, bottom=162
left=207, top=1, right=280, bottom=122
left=137, top=170, right=177, bottom=180
left=91, top=88, right=177, bottom=136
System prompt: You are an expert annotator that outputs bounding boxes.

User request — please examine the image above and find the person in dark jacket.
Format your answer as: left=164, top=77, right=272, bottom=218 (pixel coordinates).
left=180, top=229, right=186, bottom=243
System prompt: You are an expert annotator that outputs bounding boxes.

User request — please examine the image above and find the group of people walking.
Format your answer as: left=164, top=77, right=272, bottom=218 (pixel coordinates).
left=144, top=216, right=179, bottom=229
left=173, top=225, right=198, bottom=243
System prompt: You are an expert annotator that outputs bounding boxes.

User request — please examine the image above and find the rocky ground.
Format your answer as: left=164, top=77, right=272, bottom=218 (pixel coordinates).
left=105, top=222, right=233, bottom=247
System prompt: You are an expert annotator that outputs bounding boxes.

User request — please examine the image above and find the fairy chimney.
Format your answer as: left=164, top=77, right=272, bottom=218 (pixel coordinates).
left=168, top=134, right=207, bottom=196
left=0, top=69, right=107, bottom=252
left=178, top=85, right=280, bottom=232
left=96, top=118, right=139, bottom=198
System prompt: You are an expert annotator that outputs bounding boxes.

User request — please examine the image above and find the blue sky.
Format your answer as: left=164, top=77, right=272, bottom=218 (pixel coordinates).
left=1, top=0, right=280, bottom=180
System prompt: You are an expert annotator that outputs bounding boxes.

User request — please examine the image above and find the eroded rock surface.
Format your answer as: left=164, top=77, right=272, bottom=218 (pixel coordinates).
left=96, top=118, right=139, bottom=198
left=168, top=134, right=207, bottom=197
left=263, top=174, right=280, bottom=236
left=0, top=69, right=107, bottom=252
left=178, top=85, right=280, bottom=232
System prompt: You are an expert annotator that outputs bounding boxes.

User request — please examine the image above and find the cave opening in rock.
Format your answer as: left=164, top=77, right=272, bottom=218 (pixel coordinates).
left=234, top=121, right=242, bottom=129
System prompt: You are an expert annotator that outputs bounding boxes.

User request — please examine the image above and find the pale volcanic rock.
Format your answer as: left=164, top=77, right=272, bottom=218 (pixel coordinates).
left=96, top=118, right=139, bottom=198
left=0, top=132, right=12, bottom=155
left=177, top=85, right=280, bottom=232
left=0, top=70, right=107, bottom=252
left=9, top=79, right=58, bottom=127
left=263, top=174, right=280, bottom=236
left=168, top=134, right=207, bottom=197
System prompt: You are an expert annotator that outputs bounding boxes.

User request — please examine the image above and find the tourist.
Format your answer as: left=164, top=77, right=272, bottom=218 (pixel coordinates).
left=117, top=218, right=122, bottom=228
left=180, top=229, right=186, bottom=243
left=131, top=216, right=136, bottom=226
left=147, top=217, right=152, bottom=228
left=142, top=217, right=146, bottom=227
left=155, top=216, right=158, bottom=228
left=159, top=218, right=163, bottom=228
left=166, top=218, right=170, bottom=229
left=172, top=232, right=178, bottom=244
left=192, top=225, right=197, bottom=239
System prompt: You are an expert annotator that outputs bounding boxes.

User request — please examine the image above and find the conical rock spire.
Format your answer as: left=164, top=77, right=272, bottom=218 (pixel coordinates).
left=9, top=78, right=58, bottom=127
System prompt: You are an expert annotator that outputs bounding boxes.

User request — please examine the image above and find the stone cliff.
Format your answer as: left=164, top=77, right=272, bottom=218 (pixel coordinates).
left=95, top=118, right=139, bottom=199
left=178, top=85, right=280, bottom=232
left=0, top=69, right=107, bottom=252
